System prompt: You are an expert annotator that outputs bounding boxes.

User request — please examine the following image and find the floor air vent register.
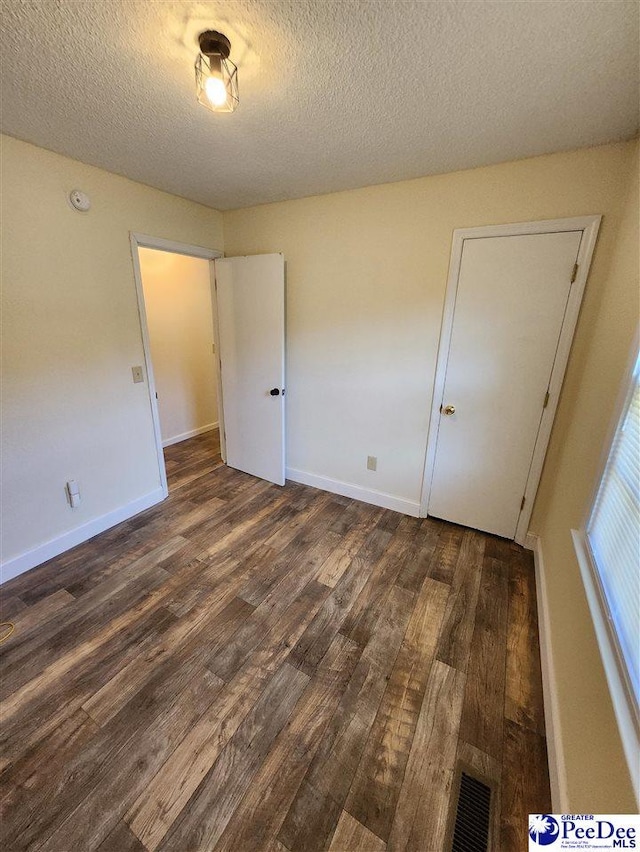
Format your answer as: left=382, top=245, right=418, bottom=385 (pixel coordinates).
left=450, top=771, right=493, bottom=852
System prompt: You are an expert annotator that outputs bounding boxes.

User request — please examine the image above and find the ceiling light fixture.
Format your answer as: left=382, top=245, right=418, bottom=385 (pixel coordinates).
left=195, top=30, right=239, bottom=114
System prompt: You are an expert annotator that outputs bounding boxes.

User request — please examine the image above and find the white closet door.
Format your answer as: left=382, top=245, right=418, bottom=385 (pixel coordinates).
left=428, top=230, right=582, bottom=538
left=215, top=254, right=285, bottom=486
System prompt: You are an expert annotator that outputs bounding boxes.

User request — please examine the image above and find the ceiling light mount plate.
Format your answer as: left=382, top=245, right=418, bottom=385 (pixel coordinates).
left=198, top=31, right=231, bottom=59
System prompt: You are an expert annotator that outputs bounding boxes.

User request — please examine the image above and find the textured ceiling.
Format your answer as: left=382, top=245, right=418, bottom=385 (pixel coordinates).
left=1, top=0, right=638, bottom=210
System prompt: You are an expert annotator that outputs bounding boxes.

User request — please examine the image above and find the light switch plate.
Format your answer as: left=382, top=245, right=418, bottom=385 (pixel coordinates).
left=132, top=366, right=144, bottom=384
left=367, top=455, right=377, bottom=471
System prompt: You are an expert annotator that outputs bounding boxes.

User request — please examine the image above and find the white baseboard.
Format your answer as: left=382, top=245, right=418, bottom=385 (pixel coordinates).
left=530, top=532, right=569, bottom=812
left=0, top=487, right=166, bottom=585
left=162, top=422, right=218, bottom=448
left=285, top=467, right=421, bottom=516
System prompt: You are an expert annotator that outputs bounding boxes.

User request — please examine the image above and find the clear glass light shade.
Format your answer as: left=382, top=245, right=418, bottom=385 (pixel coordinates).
left=195, top=52, right=239, bottom=113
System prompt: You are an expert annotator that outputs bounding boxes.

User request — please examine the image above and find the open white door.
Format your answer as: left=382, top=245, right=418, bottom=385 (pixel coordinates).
left=214, top=254, right=285, bottom=485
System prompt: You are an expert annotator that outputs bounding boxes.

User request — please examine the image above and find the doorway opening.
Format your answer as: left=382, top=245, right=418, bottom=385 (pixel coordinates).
left=130, top=234, right=224, bottom=496
left=132, top=235, right=286, bottom=495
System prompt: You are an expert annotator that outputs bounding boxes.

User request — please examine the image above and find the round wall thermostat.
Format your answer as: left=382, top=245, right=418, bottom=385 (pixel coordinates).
left=68, top=189, right=91, bottom=212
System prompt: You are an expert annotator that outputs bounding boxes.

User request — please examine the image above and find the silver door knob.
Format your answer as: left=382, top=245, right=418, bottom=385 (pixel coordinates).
left=442, top=404, right=456, bottom=416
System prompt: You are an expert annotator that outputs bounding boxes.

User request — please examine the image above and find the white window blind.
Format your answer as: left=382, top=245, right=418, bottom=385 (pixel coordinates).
left=586, top=353, right=640, bottom=706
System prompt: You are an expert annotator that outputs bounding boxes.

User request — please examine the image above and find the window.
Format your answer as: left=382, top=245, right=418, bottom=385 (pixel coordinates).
left=573, top=344, right=639, bottom=800
left=587, top=352, right=639, bottom=704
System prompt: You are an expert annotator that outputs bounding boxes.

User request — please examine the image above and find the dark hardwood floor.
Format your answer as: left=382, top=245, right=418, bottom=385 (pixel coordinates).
left=0, top=430, right=551, bottom=851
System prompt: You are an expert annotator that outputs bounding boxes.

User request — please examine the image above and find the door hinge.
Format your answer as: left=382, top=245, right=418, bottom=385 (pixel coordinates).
left=520, top=495, right=526, bottom=511
left=543, top=390, right=550, bottom=408
left=570, top=262, right=579, bottom=283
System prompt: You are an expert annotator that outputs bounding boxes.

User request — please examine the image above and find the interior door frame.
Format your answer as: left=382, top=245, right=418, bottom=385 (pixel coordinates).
left=419, top=215, right=601, bottom=545
left=130, top=232, right=223, bottom=498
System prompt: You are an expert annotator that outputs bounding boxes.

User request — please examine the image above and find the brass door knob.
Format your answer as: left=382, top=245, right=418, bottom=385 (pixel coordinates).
left=442, top=404, right=456, bottom=416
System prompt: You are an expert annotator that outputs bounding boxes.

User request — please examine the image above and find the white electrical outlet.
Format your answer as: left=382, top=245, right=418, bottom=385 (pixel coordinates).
left=367, top=455, right=377, bottom=471
left=132, top=366, right=144, bottom=383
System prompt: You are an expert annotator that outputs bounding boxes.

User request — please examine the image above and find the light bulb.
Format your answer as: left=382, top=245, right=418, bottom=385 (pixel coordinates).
left=205, top=75, right=227, bottom=107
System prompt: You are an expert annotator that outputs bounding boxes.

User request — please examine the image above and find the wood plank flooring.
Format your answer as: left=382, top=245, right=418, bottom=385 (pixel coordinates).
left=0, top=430, right=551, bottom=851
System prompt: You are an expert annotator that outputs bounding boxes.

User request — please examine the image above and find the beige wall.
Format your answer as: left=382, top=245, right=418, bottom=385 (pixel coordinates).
left=1, top=135, right=223, bottom=572
left=223, top=139, right=638, bottom=809
left=534, top=145, right=639, bottom=811
left=138, top=249, right=218, bottom=446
